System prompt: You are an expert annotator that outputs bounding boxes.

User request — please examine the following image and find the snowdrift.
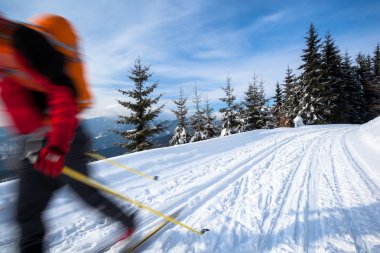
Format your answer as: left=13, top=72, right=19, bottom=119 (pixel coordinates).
left=360, top=116, right=380, bottom=152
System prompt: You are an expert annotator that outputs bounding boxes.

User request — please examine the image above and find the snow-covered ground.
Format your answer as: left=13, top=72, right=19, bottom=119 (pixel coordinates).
left=1, top=118, right=380, bottom=253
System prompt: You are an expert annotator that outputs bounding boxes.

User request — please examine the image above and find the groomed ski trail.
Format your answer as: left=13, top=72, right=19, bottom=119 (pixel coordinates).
left=118, top=125, right=379, bottom=253
left=0, top=123, right=379, bottom=253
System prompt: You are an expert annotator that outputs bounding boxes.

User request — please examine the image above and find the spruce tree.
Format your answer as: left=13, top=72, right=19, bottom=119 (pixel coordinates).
left=282, top=66, right=300, bottom=127
left=298, top=23, right=325, bottom=124
left=204, top=95, right=217, bottom=139
left=370, top=44, right=380, bottom=116
left=341, top=52, right=363, bottom=123
left=235, top=102, right=246, bottom=133
left=170, top=88, right=188, bottom=145
left=369, top=75, right=380, bottom=116
left=356, top=53, right=373, bottom=122
left=273, top=82, right=284, bottom=126
left=373, top=43, right=380, bottom=76
left=114, top=58, right=166, bottom=152
left=219, top=74, right=239, bottom=136
left=241, top=73, right=264, bottom=131
left=321, top=32, right=346, bottom=123
left=262, top=106, right=276, bottom=129
left=255, top=76, right=275, bottom=129
left=256, top=76, right=268, bottom=128
left=189, top=84, right=207, bottom=142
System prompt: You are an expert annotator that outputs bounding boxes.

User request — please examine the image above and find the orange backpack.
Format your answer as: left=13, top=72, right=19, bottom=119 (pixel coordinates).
left=0, top=14, right=92, bottom=110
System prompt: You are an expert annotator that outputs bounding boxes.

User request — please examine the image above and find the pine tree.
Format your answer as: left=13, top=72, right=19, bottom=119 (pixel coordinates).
left=204, top=95, right=217, bottom=139
left=282, top=66, right=300, bottom=127
left=114, top=58, right=166, bottom=153
left=219, top=74, right=239, bottom=136
left=189, top=84, right=207, bottom=142
left=170, top=88, right=189, bottom=145
left=272, top=81, right=284, bottom=126
left=320, top=32, right=346, bottom=123
left=298, top=23, right=325, bottom=124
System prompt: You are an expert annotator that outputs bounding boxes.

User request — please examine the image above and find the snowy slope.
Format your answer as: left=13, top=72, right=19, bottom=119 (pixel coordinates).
left=1, top=119, right=380, bottom=253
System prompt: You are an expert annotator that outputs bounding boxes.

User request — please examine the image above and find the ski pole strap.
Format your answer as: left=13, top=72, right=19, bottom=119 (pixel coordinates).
left=85, top=152, right=158, bottom=181
left=62, top=166, right=202, bottom=236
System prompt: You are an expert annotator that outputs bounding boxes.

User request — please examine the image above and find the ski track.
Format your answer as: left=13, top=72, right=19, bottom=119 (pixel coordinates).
left=329, top=131, right=380, bottom=252
left=138, top=125, right=379, bottom=253
left=136, top=128, right=327, bottom=224
left=1, top=124, right=380, bottom=253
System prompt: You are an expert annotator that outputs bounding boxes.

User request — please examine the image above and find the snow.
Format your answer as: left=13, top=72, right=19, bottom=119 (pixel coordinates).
left=359, top=117, right=380, bottom=153
left=293, top=115, right=305, bottom=127
left=1, top=119, right=380, bottom=252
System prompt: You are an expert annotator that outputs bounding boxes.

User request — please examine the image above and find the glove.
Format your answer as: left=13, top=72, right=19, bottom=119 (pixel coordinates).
left=34, top=146, right=66, bottom=177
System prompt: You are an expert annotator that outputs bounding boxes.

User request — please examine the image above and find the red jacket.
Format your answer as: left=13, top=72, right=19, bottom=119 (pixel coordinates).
left=0, top=20, right=78, bottom=153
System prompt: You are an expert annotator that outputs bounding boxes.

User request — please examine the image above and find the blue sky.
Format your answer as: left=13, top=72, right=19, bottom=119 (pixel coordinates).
left=1, top=0, right=379, bottom=120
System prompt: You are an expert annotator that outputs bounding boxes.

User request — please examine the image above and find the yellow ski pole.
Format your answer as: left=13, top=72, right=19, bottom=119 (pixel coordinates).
left=86, top=152, right=158, bottom=181
left=127, top=209, right=182, bottom=253
left=62, top=166, right=202, bottom=236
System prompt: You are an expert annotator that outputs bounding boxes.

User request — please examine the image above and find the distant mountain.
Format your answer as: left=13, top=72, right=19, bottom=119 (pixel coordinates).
left=82, top=117, right=177, bottom=157
left=0, top=117, right=177, bottom=170
left=0, top=118, right=177, bottom=180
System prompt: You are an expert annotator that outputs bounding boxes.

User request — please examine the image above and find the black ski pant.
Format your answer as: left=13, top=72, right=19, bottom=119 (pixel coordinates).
left=16, top=125, right=134, bottom=253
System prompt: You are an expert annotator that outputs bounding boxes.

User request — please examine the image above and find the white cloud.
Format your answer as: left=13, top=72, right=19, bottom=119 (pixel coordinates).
left=1, top=0, right=378, bottom=125
left=82, top=42, right=302, bottom=121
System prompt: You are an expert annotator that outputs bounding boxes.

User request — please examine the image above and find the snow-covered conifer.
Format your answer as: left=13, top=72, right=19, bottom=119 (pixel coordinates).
left=370, top=44, right=380, bottom=116
left=298, top=23, right=325, bottom=124
left=255, top=76, right=269, bottom=129
left=203, top=95, right=217, bottom=139
left=262, top=106, right=276, bottom=129
left=189, top=84, right=207, bottom=142
left=114, top=58, right=166, bottom=153
left=320, top=32, right=346, bottom=123
left=356, top=53, right=374, bottom=122
left=272, top=82, right=284, bottom=126
left=219, top=74, right=239, bottom=136
left=342, top=52, right=363, bottom=123
left=241, top=73, right=265, bottom=131
left=282, top=66, right=300, bottom=127
left=170, top=88, right=189, bottom=145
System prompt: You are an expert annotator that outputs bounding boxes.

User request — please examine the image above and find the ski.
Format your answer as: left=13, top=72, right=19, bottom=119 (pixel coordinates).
left=96, top=209, right=182, bottom=253
left=125, top=208, right=182, bottom=253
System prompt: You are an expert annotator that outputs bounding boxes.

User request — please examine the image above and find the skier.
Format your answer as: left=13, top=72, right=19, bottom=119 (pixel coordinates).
left=0, top=14, right=135, bottom=252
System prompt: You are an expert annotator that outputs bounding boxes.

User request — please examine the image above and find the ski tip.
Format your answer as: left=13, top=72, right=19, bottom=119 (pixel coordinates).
left=153, top=176, right=159, bottom=181
left=200, top=228, right=210, bottom=234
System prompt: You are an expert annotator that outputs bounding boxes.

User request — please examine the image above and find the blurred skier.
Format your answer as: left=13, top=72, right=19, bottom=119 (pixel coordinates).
left=0, top=14, right=135, bottom=252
